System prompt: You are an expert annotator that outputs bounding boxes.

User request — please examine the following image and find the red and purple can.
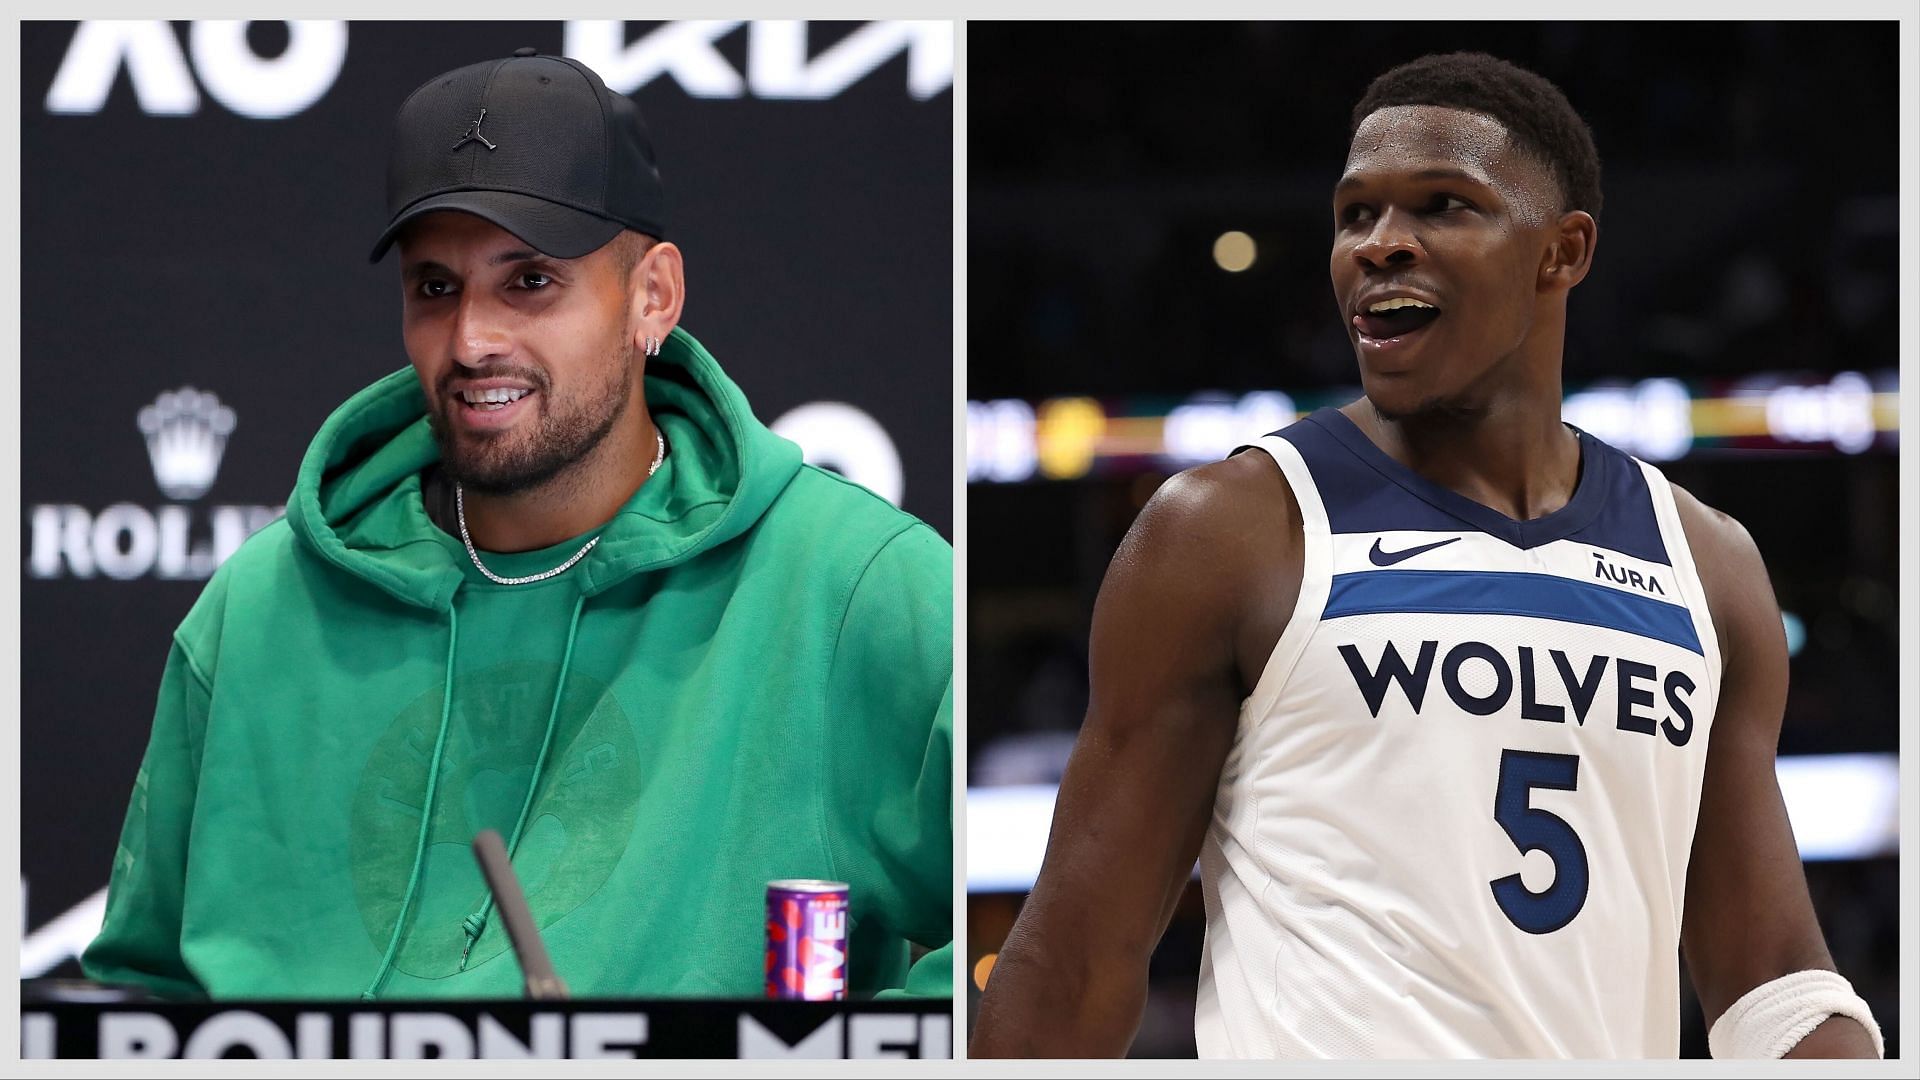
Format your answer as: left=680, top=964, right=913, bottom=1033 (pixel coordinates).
left=764, top=879, right=849, bottom=1000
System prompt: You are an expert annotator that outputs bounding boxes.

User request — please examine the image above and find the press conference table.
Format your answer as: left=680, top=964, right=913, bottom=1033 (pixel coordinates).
left=20, top=989, right=952, bottom=1059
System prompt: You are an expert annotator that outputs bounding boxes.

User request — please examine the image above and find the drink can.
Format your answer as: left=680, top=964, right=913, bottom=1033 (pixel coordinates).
left=765, top=879, right=850, bottom=1000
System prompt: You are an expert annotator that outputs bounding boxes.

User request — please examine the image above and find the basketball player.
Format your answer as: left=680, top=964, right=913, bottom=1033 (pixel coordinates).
left=970, top=53, right=1881, bottom=1058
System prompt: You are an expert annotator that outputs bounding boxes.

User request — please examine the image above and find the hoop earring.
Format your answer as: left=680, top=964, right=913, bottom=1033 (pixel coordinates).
left=643, top=335, right=660, bottom=357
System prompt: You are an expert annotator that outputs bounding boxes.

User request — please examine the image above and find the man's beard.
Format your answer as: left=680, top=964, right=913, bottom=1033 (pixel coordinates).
left=1368, top=395, right=1487, bottom=426
left=428, top=341, right=636, bottom=496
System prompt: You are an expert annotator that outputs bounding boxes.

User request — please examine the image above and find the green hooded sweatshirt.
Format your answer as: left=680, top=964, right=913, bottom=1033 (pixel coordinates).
left=82, top=328, right=952, bottom=1001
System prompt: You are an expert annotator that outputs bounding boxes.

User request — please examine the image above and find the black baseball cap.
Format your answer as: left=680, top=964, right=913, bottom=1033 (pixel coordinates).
left=369, top=48, right=667, bottom=263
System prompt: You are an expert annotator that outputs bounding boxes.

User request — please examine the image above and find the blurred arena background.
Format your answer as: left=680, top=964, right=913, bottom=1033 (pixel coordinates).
left=965, top=22, right=1900, bottom=1057
left=20, top=19, right=950, bottom=978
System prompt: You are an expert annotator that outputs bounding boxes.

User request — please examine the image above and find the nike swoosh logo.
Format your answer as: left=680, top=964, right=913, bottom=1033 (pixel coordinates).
left=1369, top=536, right=1462, bottom=566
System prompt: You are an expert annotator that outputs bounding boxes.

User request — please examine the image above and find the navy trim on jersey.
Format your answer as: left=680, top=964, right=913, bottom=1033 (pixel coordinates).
left=1324, top=569, right=1704, bottom=654
left=1265, top=414, right=1471, bottom=535
left=1262, top=408, right=1670, bottom=565
left=1553, top=445, right=1670, bottom=566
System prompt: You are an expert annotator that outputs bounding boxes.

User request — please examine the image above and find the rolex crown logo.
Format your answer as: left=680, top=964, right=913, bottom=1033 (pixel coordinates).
left=138, top=387, right=236, bottom=501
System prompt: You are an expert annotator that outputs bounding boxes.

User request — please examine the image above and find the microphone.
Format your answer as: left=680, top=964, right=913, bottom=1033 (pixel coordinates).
left=471, top=829, right=570, bottom=1000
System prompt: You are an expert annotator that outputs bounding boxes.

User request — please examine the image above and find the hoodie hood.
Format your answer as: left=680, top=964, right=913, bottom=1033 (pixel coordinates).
left=285, top=327, right=804, bottom=610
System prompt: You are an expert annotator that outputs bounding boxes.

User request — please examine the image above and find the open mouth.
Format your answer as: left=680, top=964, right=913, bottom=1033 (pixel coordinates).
left=461, top=387, right=532, bottom=411
left=1355, top=300, right=1442, bottom=343
left=453, top=387, right=537, bottom=426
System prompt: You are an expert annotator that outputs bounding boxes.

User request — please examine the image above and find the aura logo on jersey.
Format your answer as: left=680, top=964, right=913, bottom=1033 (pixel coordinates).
left=26, top=387, right=284, bottom=582
left=1338, top=640, right=1696, bottom=748
left=1591, top=551, right=1666, bottom=596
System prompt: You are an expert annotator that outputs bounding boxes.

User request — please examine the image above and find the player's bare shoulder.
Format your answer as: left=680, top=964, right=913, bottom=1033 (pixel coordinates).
left=1667, top=481, right=1756, bottom=557
left=1666, top=480, right=1779, bottom=666
left=1134, top=448, right=1297, bottom=547
left=1104, top=449, right=1304, bottom=694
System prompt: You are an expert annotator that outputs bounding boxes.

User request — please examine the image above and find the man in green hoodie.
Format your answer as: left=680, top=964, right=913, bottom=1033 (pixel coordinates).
left=82, top=50, right=953, bottom=1003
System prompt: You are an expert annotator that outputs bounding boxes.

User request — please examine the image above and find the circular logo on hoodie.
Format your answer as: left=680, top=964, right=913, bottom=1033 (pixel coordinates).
left=350, top=661, right=641, bottom=979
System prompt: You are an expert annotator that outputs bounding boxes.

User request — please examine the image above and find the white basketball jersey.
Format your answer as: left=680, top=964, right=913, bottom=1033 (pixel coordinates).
left=1195, top=408, right=1723, bottom=1059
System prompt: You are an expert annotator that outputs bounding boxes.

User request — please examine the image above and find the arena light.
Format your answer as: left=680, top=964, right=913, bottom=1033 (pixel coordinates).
left=965, top=784, right=1059, bottom=893
left=1781, top=611, right=1807, bottom=658
left=1213, top=231, right=1257, bottom=272
left=965, top=753, right=1898, bottom=892
left=966, top=399, right=1039, bottom=483
left=1773, top=753, right=1900, bottom=861
left=1564, top=377, right=1694, bottom=461
left=1036, top=397, right=1105, bottom=480
left=1759, top=371, right=1879, bottom=454
left=1163, top=391, right=1297, bottom=466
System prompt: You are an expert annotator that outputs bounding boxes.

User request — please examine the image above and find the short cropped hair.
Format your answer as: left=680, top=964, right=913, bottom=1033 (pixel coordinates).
left=1351, top=51, right=1603, bottom=221
left=610, top=229, right=657, bottom=283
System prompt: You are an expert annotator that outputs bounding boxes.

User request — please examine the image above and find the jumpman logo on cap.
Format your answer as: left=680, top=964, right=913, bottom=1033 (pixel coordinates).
left=452, top=109, right=498, bottom=152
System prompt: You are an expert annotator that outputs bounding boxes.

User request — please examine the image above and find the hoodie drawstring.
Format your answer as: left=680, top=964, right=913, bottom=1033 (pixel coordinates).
left=458, top=594, right=586, bottom=971
left=361, top=606, right=461, bottom=1001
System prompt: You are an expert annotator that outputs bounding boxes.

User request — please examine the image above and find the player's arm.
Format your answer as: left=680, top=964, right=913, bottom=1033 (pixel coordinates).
left=1673, top=487, right=1880, bottom=1058
left=80, top=637, right=211, bottom=999
left=970, top=453, right=1298, bottom=1057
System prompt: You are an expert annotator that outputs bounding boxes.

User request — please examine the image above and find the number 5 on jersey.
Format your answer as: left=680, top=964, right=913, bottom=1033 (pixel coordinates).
left=1490, top=749, right=1590, bottom=934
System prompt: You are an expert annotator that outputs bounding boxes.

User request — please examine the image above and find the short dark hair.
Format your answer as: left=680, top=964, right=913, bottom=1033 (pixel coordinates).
left=1351, top=52, right=1602, bottom=221
left=610, top=229, right=657, bottom=283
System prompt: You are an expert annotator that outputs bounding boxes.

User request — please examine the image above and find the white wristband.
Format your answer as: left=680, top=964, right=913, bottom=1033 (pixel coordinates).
left=1707, top=969, right=1883, bottom=1059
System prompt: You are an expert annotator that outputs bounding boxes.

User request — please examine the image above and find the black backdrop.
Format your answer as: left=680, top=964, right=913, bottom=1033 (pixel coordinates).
left=19, top=19, right=952, bottom=972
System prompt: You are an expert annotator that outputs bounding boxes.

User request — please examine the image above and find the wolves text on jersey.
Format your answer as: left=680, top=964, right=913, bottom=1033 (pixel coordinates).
left=1337, top=639, right=1695, bottom=747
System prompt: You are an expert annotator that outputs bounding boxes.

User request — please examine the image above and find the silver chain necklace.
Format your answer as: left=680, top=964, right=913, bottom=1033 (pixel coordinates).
left=456, top=429, right=665, bottom=586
